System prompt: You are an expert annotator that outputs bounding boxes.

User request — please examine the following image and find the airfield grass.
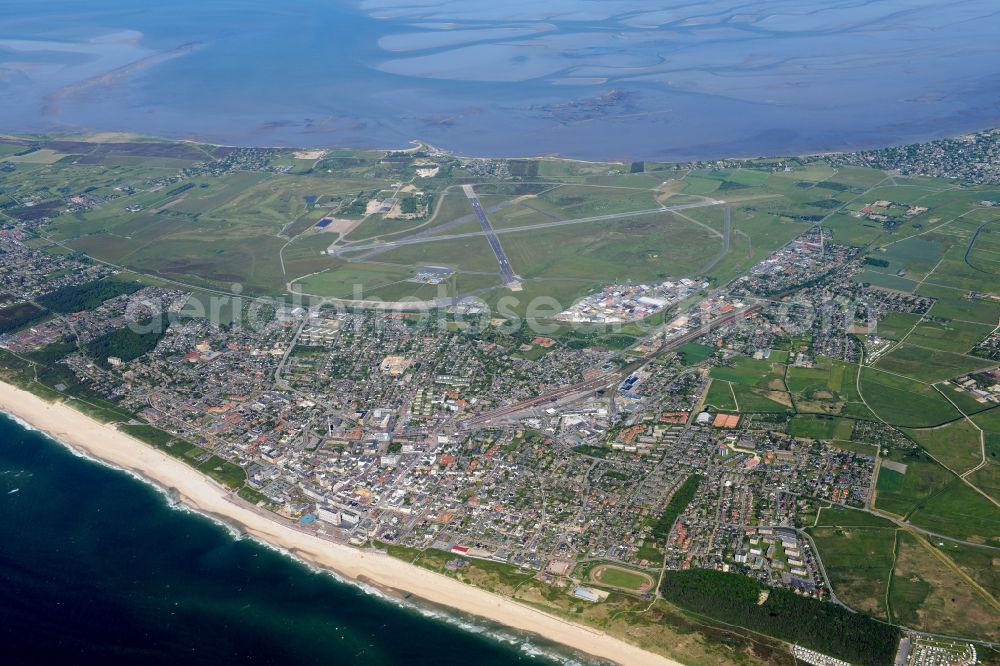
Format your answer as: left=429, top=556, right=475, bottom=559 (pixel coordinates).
left=132, top=237, right=287, bottom=294
left=334, top=190, right=470, bottom=243
left=487, top=198, right=566, bottom=230
left=534, top=184, right=660, bottom=218
left=353, top=192, right=505, bottom=243
left=281, top=234, right=339, bottom=279
left=45, top=163, right=396, bottom=295
left=344, top=187, right=476, bottom=241
left=340, top=209, right=438, bottom=243
left=535, top=158, right=616, bottom=180
left=293, top=263, right=417, bottom=299
left=362, top=281, right=445, bottom=302
left=680, top=175, right=721, bottom=196
left=372, top=234, right=504, bottom=274
left=499, top=212, right=722, bottom=282
left=14, top=152, right=885, bottom=309
left=166, top=172, right=272, bottom=215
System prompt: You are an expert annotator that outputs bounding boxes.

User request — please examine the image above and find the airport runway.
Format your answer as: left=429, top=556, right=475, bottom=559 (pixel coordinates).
left=462, top=185, right=519, bottom=287
left=332, top=198, right=723, bottom=257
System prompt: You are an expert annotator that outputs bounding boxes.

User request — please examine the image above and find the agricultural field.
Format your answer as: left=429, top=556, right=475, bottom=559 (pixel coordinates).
left=788, top=415, right=855, bottom=441
left=808, top=507, right=1000, bottom=638
left=874, top=449, right=956, bottom=518
left=706, top=347, right=989, bottom=434
left=786, top=358, right=866, bottom=416
left=703, top=379, right=739, bottom=411
left=709, top=355, right=787, bottom=390
left=874, top=344, right=993, bottom=384
left=857, top=368, right=960, bottom=427
left=675, top=342, right=717, bottom=365
left=903, top=420, right=984, bottom=476
left=933, top=539, right=1000, bottom=600
left=729, top=383, right=792, bottom=412
left=873, top=312, right=923, bottom=340
left=906, top=479, right=1000, bottom=545
left=917, top=284, right=1000, bottom=325
left=5, top=130, right=1000, bottom=661
left=889, top=532, right=1000, bottom=641
left=808, top=521, right=896, bottom=619
left=905, top=318, right=995, bottom=354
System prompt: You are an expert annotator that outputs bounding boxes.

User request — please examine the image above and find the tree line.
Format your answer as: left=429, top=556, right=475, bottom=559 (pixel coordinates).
left=660, top=569, right=899, bottom=665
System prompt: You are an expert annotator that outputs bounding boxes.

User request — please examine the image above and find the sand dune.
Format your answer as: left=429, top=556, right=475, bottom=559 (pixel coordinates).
left=0, top=380, right=680, bottom=666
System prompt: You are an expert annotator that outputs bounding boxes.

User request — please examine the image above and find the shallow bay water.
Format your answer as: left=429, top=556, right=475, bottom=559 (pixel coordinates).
left=1, top=0, right=999, bottom=159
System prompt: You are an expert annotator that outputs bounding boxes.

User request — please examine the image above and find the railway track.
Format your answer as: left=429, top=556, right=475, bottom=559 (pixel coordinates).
left=460, top=303, right=761, bottom=429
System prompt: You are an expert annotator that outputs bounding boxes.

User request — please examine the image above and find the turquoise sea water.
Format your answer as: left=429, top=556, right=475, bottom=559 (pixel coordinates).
left=0, top=413, right=585, bottom=665
left=0, top=0, right=999, bottom=160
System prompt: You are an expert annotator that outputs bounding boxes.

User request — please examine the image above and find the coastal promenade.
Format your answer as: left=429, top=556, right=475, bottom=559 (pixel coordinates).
left=0, top=380, right=680, bottom=666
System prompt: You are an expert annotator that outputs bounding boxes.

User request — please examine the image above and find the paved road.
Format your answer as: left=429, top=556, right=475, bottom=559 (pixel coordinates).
left=963, top=218, right=997, bottom=274
left=336, top=195, right=521, bottom=262
left=698, top=205, right=731, bottom=275
left=463, top=185, right=519, bottom=287
left=461, top=303, right=760, bottom=428
left=332, top=198, right=723, bottom=257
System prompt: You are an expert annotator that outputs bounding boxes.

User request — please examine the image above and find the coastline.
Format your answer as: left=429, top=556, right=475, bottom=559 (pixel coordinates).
left=0, top=380, right=681, bottom=666
left=1, top=128, right=985, bottom=166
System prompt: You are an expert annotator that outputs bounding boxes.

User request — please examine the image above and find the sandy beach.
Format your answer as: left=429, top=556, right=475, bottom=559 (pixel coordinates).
left=0, top=380, right=680, bottom=666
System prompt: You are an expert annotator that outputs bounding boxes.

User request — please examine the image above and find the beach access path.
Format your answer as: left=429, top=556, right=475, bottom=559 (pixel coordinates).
left=0, top=380, right=681, bottom=666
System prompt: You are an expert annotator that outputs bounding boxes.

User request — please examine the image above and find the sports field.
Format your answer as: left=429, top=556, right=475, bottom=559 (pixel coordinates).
left=590, top=565, right=654, bottom=592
